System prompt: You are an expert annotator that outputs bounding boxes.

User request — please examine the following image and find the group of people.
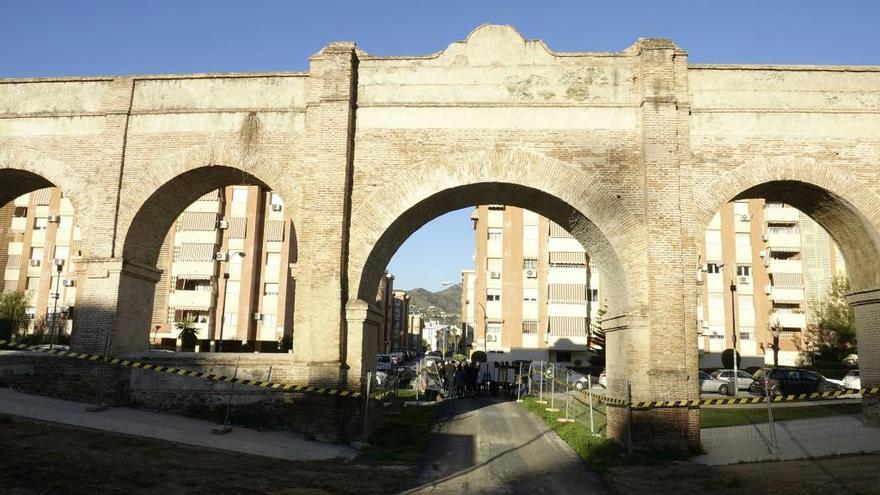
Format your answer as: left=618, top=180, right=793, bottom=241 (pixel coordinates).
left=442, top=360, right=492, bottom=398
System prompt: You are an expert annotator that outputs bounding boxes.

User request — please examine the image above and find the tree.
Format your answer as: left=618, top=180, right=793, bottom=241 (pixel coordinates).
left=588, top=305, right=607, bottom=367
left=470, top=350, right=487, bottom=363
left=175, top=318, right=200, bottom=351
left=0, top=291, right=29, bottom=342
left=721, top=348, right=741, bottom=369
left=797, top=275, right=856, bottom=367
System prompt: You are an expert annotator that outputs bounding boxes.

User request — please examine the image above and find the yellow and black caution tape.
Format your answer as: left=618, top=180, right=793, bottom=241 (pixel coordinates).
left=0, top=339, right=365, bottom=398
left=540, top=376, right=877, bottom=409
left=627, top=387, right=878, bottom=409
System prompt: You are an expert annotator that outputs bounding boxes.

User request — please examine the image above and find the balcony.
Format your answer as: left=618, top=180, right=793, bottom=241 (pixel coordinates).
left=771, top=311, right=806, bottom=329
left=771, top=286, right=805, bottom=303
left=767, top=259, right=802, bottom=274
left=169, top=289, right=216, bottom=311
left=10, top=217, right=27, bottom=231
left=766, top=232, right=801, bottom=253
left=764, top=206, right=801, bottom=223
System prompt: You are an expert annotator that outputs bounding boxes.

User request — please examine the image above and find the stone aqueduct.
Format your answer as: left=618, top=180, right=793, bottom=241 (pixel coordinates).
left=2, top=25, right=880, bottom=446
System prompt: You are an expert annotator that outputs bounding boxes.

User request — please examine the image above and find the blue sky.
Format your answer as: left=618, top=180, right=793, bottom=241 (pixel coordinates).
left=3, top=1, right=878, bottom=290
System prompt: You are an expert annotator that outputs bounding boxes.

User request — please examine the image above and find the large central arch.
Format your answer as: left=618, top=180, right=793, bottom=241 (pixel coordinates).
left=349, top=148, right=642, bottom=308
left=344, top=148, right=648, bottom=397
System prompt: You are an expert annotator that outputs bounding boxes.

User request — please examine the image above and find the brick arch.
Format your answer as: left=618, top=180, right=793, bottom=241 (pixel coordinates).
left=119, top=142, right=301, bottom=266
left=0, top=148, right=101, bottom=256
left=348, top=148, right=643, bottom=313
left=694, top=156, right=880, bottom=291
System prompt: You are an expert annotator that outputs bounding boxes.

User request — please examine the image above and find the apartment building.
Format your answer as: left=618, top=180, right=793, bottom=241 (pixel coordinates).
left=1, top=188, right=81, bottom=335
left=464, top=205, right=603, bottom=366
left=374, top=272, right=395, bottom=354
left=391, top=290, right=411, bottom=353
left=698, top=200, right=845, bottom=367
left=148, top=186, right=296, bottom=351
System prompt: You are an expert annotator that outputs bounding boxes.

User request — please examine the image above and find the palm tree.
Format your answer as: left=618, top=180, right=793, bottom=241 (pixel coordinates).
left=175, top=318, right=200, bottom=351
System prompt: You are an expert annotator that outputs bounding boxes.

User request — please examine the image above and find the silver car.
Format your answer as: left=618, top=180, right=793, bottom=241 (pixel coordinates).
left=699, top=371, right=731, bottom=395
left=710, top=369, right=754, bottom=391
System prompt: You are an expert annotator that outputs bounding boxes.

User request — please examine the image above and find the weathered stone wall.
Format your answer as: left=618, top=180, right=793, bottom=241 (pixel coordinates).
left=0, top=352, right=378, bottom=443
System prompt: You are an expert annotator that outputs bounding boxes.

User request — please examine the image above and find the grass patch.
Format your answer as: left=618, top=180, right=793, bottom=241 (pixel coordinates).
left=701, top=402, right=862, bottom=428
left=520, top=396, right=623, bottom=470
left=361, top=401, right=435, bottom=464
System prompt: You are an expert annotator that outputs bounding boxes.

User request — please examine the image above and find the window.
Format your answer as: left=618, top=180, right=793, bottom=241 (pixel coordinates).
left=13, top=207, right=27, bottom=218
left=264, top=283, right=279, bottom=296
left=736, top=264, right=751, bottom=277
left=225, top=281, right=240, bottom=296
left=232, top=188, right=248, bottom=203
left=230, top=251, right=245, bottom=264
left=522, top=320, right=538, bottom=334
left=706, top=262, right=721, bottom=274
left=270, top=193, right=283, bottom=206
left=486, top=323, right=501, bottom=342
left=265, top=253, right=281, bottom=267
left=488, top=227, right=503, bottom=240
left=262, top=313, right=277, bottom=328
left=30, top=247, right=43, bottom=261
left=223, top=311, right=238, bottom=328
left=588, top=289, right=599, bottom=303
left=26, top=277, right=40, bottom=291
left=59, top=215, right=73, bottom=229
left=54, top=246, right=69, bottom=261
left=523, top=225, right=538, bottom=241
left=487, top=289, right=501, bottom=302
left=553, top=352, right=572, bottom=363
left=739, top=330, right=753, bottom=341
left=34, top=217, right=48, bottom=230
left=522, top=258, right=538, bottom=270
left=522, top=288, right=538, bottom=302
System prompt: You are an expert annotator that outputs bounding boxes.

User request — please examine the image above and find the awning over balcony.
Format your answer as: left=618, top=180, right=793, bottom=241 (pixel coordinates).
left=548, top=316, right=589, bottom=337
left=266, top=220, right=285, bottom=242
left=548, top=283, right=587, bottom=301
left=772, top=272, right=804, bottom=288
left=178, top=212, right=219, bottom=231
left=228, top=217, right=247, bottom=239
left=549, top=251, right=585, bottom=265
left=177, top=243, right=216, bottom=261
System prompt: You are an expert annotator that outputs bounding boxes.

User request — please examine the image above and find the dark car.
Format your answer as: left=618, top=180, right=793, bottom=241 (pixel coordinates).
left=749, top=368, right=845, bottom=397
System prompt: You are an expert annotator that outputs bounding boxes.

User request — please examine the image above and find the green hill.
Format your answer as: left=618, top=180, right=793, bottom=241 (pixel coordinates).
left=407, top=284, right=462, bottom=322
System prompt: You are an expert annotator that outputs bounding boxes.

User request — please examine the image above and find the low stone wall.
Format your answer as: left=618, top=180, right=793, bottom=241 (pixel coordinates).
left=0, top=351, right=380, bottom=443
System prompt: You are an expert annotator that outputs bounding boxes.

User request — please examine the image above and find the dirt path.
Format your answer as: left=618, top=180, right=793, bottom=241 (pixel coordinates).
left=0, top=416, right=407, bottom=495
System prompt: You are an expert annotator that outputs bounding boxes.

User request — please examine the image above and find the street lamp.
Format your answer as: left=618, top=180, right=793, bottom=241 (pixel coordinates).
left=729, top=272, right=739, bottom=398
left=48, top=258, right=65, bottom=350
left=217, top=251, right=246, bottom=352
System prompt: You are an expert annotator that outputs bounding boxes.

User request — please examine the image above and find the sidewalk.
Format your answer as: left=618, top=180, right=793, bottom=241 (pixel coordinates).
left=0, top=388, right=356, bottom=462
left=695, top=414, right=880, bottom=465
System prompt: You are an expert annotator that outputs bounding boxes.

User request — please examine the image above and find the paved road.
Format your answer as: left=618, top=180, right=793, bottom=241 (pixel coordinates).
left=404, top=397, right=605, bottom=494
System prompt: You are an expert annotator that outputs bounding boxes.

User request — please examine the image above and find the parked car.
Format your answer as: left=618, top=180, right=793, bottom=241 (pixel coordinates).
left=843, top=370, right=861, bottom=390
left=377, top=354, right=393, bottom=371
left=749, top=368, right=845, bottom=397
left=699, top=371, right=731, bottom=395
left=31, top=344, right=70, bottom=352
left=710, top=369, right=755, bottom=391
